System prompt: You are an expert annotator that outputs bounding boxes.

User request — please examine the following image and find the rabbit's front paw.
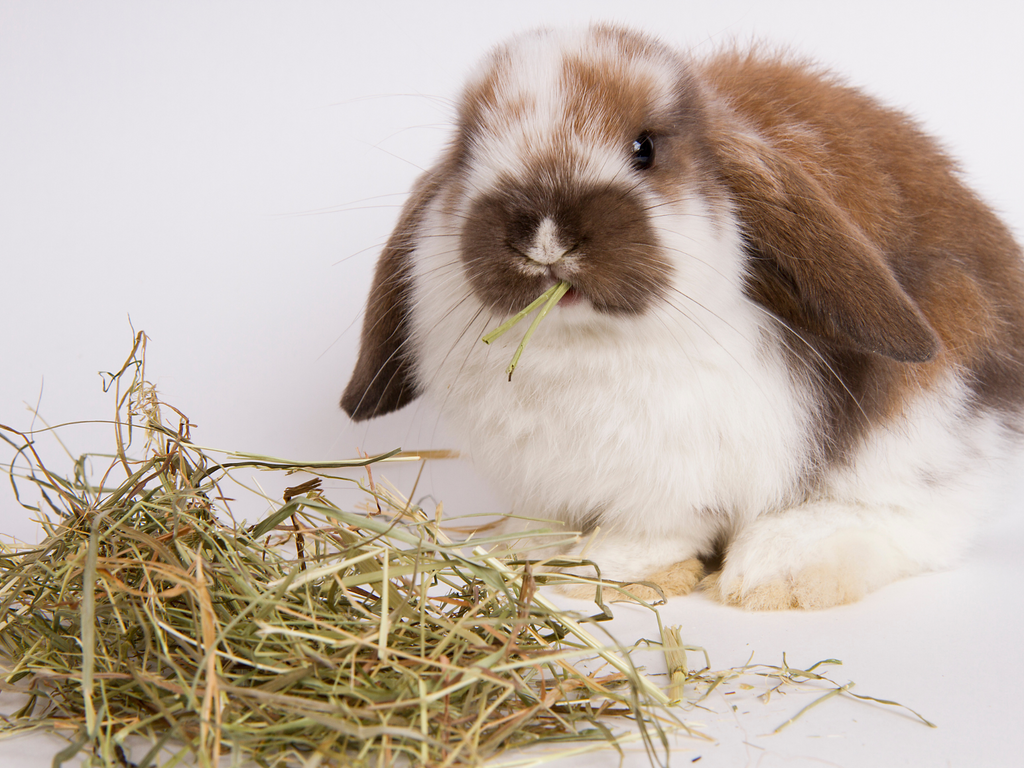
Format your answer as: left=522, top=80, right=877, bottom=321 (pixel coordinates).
left=706, top=560, right=866, bottom=610
left=707, top=515, right=907, bottom=611
left=558, top=558, right=705, bottom=604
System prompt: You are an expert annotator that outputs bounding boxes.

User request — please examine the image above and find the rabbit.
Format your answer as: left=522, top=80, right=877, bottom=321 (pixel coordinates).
left=341, top=25, right=1024, bottom=610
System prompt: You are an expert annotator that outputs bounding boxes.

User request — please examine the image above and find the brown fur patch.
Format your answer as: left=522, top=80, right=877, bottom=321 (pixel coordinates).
left=341, top=167, right=448, bottom=420
left=459, top=173, right=671, bottom=316
left=560, top=51, right=657, bottom=144
left=697, top=48, right=1024, bottom=452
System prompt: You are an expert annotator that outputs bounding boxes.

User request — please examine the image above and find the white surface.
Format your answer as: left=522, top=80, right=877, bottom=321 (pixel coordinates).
left=2, top=2, right=1022, bottom=766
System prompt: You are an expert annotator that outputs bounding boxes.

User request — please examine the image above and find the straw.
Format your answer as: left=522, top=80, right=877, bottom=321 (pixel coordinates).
left=0, top=332, right=679, bottom=768
left=657, top=626, right=935, bottom=735
left=482, top=281, right=571, bottom=381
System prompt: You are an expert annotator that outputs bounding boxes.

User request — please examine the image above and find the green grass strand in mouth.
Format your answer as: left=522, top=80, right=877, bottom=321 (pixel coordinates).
left=481, top=280, right=571, bottom=381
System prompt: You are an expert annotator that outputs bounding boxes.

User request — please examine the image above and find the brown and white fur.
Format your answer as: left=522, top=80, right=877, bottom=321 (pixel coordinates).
left=341, top=26, right=1024, bottom=609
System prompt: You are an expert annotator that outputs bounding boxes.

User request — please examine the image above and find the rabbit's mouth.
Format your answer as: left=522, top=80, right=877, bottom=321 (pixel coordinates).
left=558, top=285, right=583, bottom=306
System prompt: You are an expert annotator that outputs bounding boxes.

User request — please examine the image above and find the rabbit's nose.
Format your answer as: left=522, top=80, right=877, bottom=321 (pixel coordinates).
left=525, top=217, right=567, bottom=265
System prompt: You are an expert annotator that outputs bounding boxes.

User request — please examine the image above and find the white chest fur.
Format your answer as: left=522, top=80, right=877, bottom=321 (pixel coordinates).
left=409, top=192, right=818, bottom=575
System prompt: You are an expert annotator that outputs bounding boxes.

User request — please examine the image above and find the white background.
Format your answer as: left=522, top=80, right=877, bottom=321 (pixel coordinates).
left=2, top=2, right=1023, bottom=766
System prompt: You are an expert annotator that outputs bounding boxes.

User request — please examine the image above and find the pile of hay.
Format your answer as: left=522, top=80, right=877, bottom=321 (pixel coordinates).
left=0, top=333, right=676, bottom=768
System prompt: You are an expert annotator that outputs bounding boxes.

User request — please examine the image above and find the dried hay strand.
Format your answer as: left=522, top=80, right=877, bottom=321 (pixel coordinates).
left=0, top=332, right=680, bottom=768
left=482, top=281, right=571, bottom=381
left=657, top=625, right=935, bottom=735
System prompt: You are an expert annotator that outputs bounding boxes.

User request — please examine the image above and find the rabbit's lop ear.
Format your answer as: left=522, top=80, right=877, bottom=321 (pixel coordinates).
left=341, top=171, right=441, bottom=421
left=714, top=130, right=940, bottom=363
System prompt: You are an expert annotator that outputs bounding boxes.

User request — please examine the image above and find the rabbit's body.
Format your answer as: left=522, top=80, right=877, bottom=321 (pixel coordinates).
left=342, top=27, right=1024, bottom=609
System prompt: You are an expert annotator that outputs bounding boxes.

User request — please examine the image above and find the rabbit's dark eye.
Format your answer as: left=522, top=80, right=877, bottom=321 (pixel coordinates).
left=631, top=133, right=655, bottom=170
